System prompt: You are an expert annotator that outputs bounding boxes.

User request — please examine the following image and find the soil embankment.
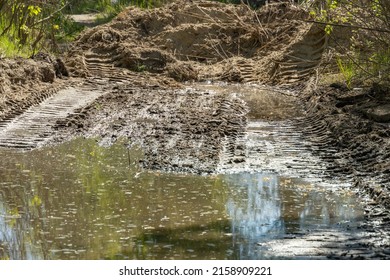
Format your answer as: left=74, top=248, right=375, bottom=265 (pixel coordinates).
left=0, top=55, right=68, bottom=123
left=64, top=1, right=326, bottom=85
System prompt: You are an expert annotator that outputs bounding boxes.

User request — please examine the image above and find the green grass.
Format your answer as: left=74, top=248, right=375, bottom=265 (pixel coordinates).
left=0, top=22, right=31, bottom=58
left=336, top=57, right=355, bottom=88
left=67, top=0, right=169, bottom=14
left=369, top=48, right=390, bottom=81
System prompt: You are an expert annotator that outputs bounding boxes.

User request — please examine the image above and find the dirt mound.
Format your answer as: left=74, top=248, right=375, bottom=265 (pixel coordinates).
left=0, top=55, right=68, bottom=122
left=65, top=1, right=326, bottom=86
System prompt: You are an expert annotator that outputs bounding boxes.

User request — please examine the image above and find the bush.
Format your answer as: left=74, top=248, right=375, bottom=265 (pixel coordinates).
left=304, top=0, right=390, bottom=85
left=0, top=1, right=75, bottom=56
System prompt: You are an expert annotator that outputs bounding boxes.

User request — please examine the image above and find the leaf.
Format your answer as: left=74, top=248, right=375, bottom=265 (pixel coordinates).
left=28, top=5, right=41, bottom=16
left=31, top=195, right=42, bottom=206
left=20, top=24, right=30, bottom=34
left=325, top=24, right=333, bottom=35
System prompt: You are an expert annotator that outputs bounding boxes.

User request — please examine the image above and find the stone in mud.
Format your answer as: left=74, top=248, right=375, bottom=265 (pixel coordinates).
left=364, top=104, right=390, bottom=123
left=40, top=66, right=56, bottom=83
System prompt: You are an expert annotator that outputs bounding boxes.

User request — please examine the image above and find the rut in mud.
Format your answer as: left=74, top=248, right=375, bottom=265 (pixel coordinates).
left=218, top=120, right=334, bottom=178
left=0, top=82, right=105, bottom=149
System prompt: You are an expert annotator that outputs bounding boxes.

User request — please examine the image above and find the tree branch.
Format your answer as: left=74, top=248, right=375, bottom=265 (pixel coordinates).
left=30, top=2, right=69, bottom=28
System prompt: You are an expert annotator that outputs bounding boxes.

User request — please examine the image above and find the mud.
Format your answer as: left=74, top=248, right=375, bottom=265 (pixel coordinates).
left=0, top=1, right=389, bottom=259
left=0, top=54, right=68, bottom=124
left=302, top=84, right=390, bottom=207
left=51, top=81, right=248, bottom=174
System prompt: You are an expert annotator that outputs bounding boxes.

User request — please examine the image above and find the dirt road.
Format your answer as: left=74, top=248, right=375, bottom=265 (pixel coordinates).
left=0, top=1, right=389, bottom=259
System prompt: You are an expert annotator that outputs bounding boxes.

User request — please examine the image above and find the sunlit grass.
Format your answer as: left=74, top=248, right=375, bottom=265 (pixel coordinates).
left=336, top=57, right=355, bottom=89
left=0, top=29, right=31, bottom=58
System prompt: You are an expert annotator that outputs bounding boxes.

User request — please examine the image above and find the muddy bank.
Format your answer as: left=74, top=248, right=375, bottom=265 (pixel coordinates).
left=0, top=55, right=68, bottom=122
left=300, top=84, right=390, bottom=256
left=302, top=84, right=390, bottom=207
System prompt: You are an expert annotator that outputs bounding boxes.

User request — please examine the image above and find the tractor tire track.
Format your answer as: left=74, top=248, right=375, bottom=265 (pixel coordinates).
left=0, top=84, right=105, bottom=150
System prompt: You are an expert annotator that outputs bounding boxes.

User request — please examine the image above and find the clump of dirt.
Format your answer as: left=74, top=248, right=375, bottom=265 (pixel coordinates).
left=0, top=58, right=53, bottom=94
left=64, top=1, right=326, bottom=86
left=0, top=55, right=68, bottom=121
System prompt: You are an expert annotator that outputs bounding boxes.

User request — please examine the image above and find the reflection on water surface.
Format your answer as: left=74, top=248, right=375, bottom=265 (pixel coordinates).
left=0, top=138, right=364, bottom=259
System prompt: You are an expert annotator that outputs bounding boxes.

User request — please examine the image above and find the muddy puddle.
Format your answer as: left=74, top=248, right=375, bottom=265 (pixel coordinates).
left=0, top=138, right=365, bottom=260
left=191, top=83, right=302, bottom=121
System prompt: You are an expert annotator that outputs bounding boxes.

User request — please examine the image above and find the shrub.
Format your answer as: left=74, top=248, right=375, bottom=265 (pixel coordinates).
left=302, top=0, right=390, bottom=84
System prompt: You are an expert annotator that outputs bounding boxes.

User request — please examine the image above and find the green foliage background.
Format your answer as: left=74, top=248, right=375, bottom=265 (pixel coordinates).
left=0, top=0, right=172, bottom=57
left=0, top=0, right=71, bottom=56
left=303, top=0, right=390, bottom=85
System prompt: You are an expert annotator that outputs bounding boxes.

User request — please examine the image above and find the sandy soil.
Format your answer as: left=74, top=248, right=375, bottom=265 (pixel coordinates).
left=64, top=1, right=326, bottom=86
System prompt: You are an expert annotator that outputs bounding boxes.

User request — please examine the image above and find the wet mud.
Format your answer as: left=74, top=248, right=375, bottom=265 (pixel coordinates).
left=302, top=85, right=390, bottom=208
left=45, top=80, right=390, bottom=259
left=51, top=81, right=248, bottom=174
left=0, top=1, right=389, bottom=259
left=300, top=84, right=390, bottom=259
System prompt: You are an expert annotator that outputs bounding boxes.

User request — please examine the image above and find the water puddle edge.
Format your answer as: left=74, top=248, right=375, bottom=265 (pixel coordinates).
left=0, top=138, right=365, bottom=260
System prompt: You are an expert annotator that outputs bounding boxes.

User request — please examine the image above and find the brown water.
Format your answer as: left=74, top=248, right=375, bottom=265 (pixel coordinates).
left=0, top=138, right=365, bottom=260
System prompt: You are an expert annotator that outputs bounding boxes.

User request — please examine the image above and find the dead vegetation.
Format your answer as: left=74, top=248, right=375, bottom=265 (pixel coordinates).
left=64, top=1, right=327, bottom=87
left=0, top=55, right=68, bottom=121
